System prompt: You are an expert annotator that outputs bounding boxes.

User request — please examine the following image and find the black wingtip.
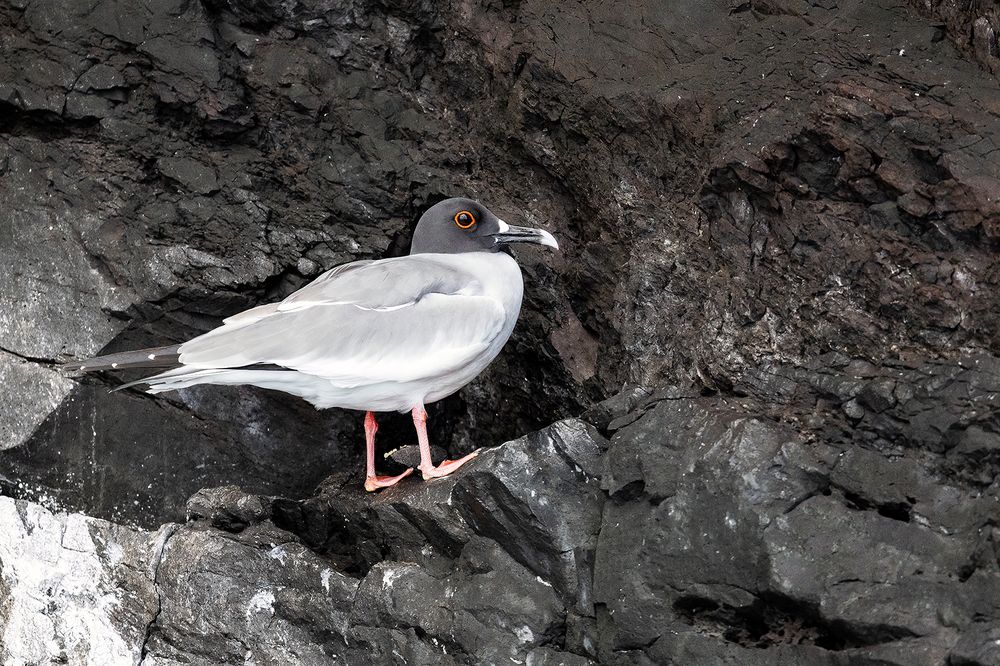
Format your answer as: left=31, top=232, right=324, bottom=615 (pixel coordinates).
left=59, top=345, right=182, bottom=374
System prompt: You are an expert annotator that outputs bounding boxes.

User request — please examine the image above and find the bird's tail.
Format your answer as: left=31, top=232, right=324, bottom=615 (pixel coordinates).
left=62, top=344, right=182, bottom=373
left=64, top=348, right=316, bottom=401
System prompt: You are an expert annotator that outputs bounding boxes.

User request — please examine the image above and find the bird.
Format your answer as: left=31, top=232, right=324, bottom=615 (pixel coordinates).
left=65, top=198, right=558, bottom=492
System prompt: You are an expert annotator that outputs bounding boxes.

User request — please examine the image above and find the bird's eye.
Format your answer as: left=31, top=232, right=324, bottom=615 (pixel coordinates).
left=454, top=210, right=477, bottom=230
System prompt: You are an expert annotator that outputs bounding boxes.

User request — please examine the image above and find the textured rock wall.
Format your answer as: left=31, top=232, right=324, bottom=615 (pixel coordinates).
left=1, top=0, right=1000, bottom=663
left=910, top=0, right=1000, bottom=76
left=0, top=423, right=604, bottom=665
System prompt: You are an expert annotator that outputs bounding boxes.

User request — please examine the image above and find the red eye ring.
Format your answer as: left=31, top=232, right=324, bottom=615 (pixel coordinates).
left=454, top=210, right=477, bottom=229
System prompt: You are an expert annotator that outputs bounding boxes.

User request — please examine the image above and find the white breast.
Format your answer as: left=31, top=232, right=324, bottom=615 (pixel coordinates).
left=323, top=251, right=524, bottom=411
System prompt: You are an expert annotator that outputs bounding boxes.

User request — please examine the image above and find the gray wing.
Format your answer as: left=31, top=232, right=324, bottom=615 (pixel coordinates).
left=177, top=255, right=506, bottom=385
left=275, top=257, right=473, bottom=312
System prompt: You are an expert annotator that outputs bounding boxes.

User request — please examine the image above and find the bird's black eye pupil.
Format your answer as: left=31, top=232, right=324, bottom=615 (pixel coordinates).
left=460, top=214, right=470, bottom=224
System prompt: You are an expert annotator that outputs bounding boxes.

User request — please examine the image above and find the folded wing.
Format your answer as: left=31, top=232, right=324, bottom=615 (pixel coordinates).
left=176, top=255, right=506, bottom=386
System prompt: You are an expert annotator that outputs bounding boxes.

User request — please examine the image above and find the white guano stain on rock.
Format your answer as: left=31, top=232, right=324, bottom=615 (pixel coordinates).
left=321, top=569, right=332, bottom=593
left=0, top=496, right=156, bottom=665
left=245, top=590, right=275, bottom=620
left=382, top=566, right=405, bottom=589
left=267, top=545, right=287, bottom=564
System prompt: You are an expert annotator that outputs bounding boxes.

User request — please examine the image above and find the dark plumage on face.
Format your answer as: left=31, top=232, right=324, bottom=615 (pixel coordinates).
left=409, top=197, right=558, bottom=255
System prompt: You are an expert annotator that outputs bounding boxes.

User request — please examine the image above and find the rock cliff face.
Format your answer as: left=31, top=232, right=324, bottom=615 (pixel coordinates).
left=2, top=0, right=999, bottom=663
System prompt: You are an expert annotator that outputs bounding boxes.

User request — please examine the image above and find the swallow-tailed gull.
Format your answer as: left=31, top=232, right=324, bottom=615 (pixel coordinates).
left=65, top=198, right=558, bottom=491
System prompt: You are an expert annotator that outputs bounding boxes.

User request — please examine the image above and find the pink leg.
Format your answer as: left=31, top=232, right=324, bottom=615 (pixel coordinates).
left=363, top=411, right=413, bottom=492
left=412, top=405, right=481, bottom=481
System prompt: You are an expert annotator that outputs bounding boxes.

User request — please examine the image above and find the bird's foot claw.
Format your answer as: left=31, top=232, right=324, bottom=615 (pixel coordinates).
left=420, top=449, right=482, bottom=481
left=364, top=467, right=414, bottom=492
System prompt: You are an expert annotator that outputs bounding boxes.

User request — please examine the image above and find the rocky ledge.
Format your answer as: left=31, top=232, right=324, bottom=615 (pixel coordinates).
left=3, top=351, right=999, bottom=666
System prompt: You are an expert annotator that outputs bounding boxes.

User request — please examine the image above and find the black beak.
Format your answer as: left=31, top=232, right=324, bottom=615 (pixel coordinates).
left=491, top=220, right=559, bottom=249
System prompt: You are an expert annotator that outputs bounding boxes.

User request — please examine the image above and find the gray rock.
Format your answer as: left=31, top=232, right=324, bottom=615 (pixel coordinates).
left=0, top=421, right=606, bottom=665
left=4, top=0, right=999, bottom=532
left=0, top=352, right=74, bottom=451
left=3, top=381, right=1000, bottom=663
left=146, top=527, right=359, bottom=664
left=156, top=157, right=220, bottom=195
left=950, top=622, right=1000, bottom=666
left=352, top=539, right=563, bottom=665
left=3, top=0, right=1000, bottom=662
left=75, top=64, right=126, bottom=91
left=0, top=141, right=135, bottom=361
left=0, top=496, right=158, bottom=664
left=593, top=357, right=1000, bottom=664
left=288, top=419, right=607, bottom=611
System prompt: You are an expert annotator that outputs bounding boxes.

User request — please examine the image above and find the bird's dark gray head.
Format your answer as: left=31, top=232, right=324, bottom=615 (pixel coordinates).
left=410, top=197, right=558, bottom=255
